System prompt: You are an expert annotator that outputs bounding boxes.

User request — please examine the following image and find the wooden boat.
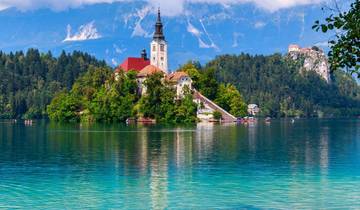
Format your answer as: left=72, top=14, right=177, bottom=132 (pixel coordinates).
left=137, top=117, right=156, bottom=124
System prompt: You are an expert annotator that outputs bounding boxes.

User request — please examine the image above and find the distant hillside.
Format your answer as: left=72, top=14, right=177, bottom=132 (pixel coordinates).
left=205, top=53, right=360, bottom=117
left=1, top=49, right=359, bottom=119
left=0, top=49, right=106, bottom=119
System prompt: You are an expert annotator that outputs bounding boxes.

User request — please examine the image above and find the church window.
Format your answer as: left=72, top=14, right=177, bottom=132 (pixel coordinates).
left=161, top=57, right=164, bottom=61
left=152, top=45, right=156, bottom=51
left=160, top=44, right=164, bottom=52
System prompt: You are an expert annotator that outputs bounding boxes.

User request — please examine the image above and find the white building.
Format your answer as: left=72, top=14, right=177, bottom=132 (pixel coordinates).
left=288, top=44, right=301, bottom=53
left=167, top=72, right=192, bottom=98
left=137, top=65, right=165, bottom=96
left=247, top=104, right=260, bottom=116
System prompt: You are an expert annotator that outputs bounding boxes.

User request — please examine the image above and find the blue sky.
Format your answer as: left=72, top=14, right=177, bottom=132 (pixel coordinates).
left=0, top=0, right=345, bottom=70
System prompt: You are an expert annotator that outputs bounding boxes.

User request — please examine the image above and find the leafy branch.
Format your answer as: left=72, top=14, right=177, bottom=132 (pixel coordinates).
left=313, top=0, right=360, bottom=77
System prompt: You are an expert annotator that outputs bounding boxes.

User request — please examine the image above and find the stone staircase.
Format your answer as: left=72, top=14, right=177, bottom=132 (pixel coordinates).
left=193, top=90, right=237, bottom=122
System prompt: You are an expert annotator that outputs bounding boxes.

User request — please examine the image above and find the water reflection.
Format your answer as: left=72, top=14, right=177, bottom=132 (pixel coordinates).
left=319, top=127, right=329, bottom=175
left=0, top=120, right=359, bottom=209
left=195, top=123, right=215, bottom=160
left=150, top=133, right=168, bottom=209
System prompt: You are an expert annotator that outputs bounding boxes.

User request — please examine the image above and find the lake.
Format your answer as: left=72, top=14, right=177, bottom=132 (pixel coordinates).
left=0, top=119, right=359, bottom=209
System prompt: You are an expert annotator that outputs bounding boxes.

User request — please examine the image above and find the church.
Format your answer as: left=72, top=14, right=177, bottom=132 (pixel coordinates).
left=115, top=9, right=191, bottom=97
left=115, top=9, right=236, bottom=122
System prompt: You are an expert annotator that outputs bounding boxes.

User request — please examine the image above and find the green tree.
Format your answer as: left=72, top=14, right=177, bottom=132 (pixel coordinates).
left=174, top=87, right=198, bottom=123
left=215, top=84, right=247, bottom=117
left=313, top=0, right=360, bottom=76
left=0, top=49, right=106, bottom=119
left=139, top=73, right=165, bottom=119
left=213, top=111, right=222, bottom=121
left=89, top=70, right=138, bottom=122
left=47, top=91, right=80, bottom=122
left=139, top=73, right=198, bottom=123
left=199, top=67, right=219, bottom=100
left=206, top=53, right=360, bottom=117
left=179, top=61, right=202, bottom=89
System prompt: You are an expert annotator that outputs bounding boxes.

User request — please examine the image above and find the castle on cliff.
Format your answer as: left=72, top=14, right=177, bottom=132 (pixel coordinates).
left=288, top=44, right=331, bottom=83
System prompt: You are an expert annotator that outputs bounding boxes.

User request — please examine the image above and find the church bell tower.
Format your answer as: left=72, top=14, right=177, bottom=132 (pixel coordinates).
left=150, top=8, right=168, bottom=74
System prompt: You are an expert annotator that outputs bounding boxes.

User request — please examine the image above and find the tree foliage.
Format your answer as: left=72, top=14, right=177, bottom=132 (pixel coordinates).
left=4, top=47, right=359, bottom=122
left=139, top=73, right=198, bottom=123
left=215, top=84, right=247, bottom=117
left=48, top=69, right=198, bottom=123
left=47, top=91, right=80, bottom=122
left=0, top=49, right=106, bottom=119
left=313, top=0, right=360, bottom=76
left=180, top=61, right=247, bottom=117
left=47, top=67, right=140, bottom=123
left=203, top=54, right=360, bottom=117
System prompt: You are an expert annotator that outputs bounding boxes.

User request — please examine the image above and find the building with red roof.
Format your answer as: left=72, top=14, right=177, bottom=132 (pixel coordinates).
left=116, top=49, right=150, bottom=73
left=137, top=65, right=164, bottom=78
left=167, top=71, right=192, bottom=98
left=112, top=8, right=237, bottom=122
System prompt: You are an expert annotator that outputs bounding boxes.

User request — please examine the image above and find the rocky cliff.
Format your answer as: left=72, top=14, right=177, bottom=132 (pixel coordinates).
left=288, top=45, right=331, bottom=83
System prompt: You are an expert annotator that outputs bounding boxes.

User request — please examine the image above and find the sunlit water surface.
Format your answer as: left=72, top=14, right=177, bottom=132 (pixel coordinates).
left=0, top=119, right=359, bottom=209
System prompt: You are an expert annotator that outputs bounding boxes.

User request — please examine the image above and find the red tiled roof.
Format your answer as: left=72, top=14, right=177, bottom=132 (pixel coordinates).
left=289, top=44, right=300, bottom=49
left=137, top=65, right=164, bottom=77
left=116, top=57, right=150, bottom=73
left=167, top=71, right=189, bottom=82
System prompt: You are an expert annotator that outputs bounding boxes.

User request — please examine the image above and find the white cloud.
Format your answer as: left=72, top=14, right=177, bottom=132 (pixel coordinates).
left=0, top=0, right=127, bottom=11
left=199, top=39, right=218, bottom=49
left=132, top=21, right=150, bottom=37
left=254, top=21, right=266, bottom=29
left=113, top=44, right=126, bottom=54
left=111, top=58, right=118, bottom=65
left=0, top=0, right=327, bottom=15
left=244, top=0, right=325, bottom=12
left=131, top=6, right=152, bottom=37
left=187, top=20, right=219, bottom=51
left=0, top=3, right=8, bottom=10
left=199, top=19, right=219, bottom=51
left=149, top=0, right=327, bottom=15
left=187, top=21, right=202, bottom=37
left=187, top=21, right=207, bottom=48
left=232, top=32, right=243, bottom=48
left=63, top=21, right=102, bottom=42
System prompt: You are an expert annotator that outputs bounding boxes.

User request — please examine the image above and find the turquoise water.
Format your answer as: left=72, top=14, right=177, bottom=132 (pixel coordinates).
left=0, top=119, right=359, bottom=209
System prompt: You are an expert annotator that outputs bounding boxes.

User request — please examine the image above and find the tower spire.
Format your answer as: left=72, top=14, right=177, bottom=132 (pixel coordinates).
left=153, top=8, right=165, bottom=41
left=157, top=7, right=161, bottom=23
left=150, top=7, right=168, bottom=73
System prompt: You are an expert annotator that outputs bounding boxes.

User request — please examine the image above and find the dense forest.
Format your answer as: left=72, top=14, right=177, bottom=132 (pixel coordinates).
left=0, top=49, right=106, bottom=119
left=202, top=53, right=360, bottom=117
left=1, top=49, right=359, bottom=120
